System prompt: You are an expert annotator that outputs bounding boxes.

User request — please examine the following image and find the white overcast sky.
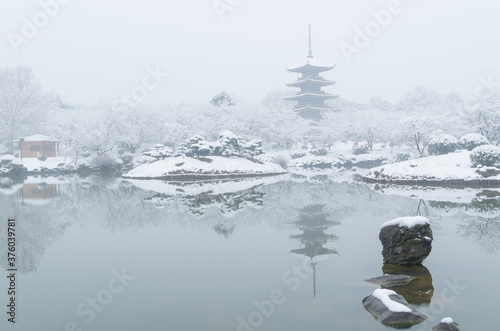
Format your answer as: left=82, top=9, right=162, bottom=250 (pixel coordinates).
left=1, top=0, right=500, bottom=105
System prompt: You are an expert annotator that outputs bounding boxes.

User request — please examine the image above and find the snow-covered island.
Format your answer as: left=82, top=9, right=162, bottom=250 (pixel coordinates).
left=123, top=131, right=287, bottom=180
left=363, top=146, right=500, bottom=187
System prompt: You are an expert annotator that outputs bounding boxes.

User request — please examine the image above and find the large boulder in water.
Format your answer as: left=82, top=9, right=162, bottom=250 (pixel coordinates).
left=379, top=216, right=433, bottom=265
left=432, top=317, right=460, bottom=330
left=362, top=289, right=427, bottom=328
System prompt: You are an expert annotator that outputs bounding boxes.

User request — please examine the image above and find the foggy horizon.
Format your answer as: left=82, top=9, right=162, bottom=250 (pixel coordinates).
left=2, top=0, right=500, bottom=106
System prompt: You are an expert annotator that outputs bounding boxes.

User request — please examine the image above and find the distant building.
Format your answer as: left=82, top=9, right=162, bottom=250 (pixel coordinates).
left=13, top=134, right=60, bottom=159
left=285, top=25, right=338, bottom=121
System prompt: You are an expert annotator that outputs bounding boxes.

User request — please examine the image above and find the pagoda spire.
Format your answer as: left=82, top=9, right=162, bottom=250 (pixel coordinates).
left=285, top=26, right=338, bottom=121
left=308, top=24, right=313, bottom=58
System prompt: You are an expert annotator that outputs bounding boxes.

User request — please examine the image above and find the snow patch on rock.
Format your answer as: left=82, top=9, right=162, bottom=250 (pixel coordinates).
left=381, top=216, right=430, bottom=229
left=372, top=289, right=412, bottom=313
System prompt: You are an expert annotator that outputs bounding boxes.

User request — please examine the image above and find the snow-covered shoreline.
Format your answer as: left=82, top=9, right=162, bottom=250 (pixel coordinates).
left=122, top=156, right=287, bottom=180
left=363, top=151, right=500, bottom=187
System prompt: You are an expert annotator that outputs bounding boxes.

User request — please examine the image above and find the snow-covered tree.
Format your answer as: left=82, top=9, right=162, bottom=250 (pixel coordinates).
left=143, top=144, right=173, bottom=160
left=396, top=86, right=446, bottom=156
left=210, top=91, right=234, bottom=107
left=462, top=89, right=500, bottom=145
left=114, top=105, right=166, bottom=153
left=0, top=66, right=53, bottom=153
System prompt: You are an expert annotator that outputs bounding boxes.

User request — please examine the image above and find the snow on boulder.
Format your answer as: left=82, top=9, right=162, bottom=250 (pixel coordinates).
left=380, top=216, right=433, bottom=265
left=381, top=216, right=430, bottom=229
left=362, top=288, right=426, bottom=328
left=432, top=317, right=460, bottom=331
left=441, top=317, right=454, bottom=324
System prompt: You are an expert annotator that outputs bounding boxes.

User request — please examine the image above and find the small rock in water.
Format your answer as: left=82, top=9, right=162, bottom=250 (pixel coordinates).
left=432, top=317, right=460, bottom=330
left=379, top=216, right=433, bottom=265
left=365, top=274, right=415, bottom=286
left=362, top=289, right=427, bottom=328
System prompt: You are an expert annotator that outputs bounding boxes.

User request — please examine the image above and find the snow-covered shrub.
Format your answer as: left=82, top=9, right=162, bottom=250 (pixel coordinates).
left=217, top=131, right=245, bottom=157
left=243, top=139, right=264, bottom=160
left=396, top=153, right=410, bottom=162
left=119, top=153, right=134, bottom=165
left=176, top=135, right=205, bottom=158
left=175, top=131, right=264, bottom=160
left=37, top=154, right=48, bottom=161
left=470, top=145, right=500, bottom=167
left=272, top=155, right=289, bottom=169
left=143, top=144, right=173, bottom=160
left=0, top=155, right=24, bottom=174
left=459, top=133, right=489, bottom=151
left=291, top=152, right=306, bottom=159
left=352, top=144, right=369, bottom=155
left=428, top=134, right=458, bottom=155
left=90, top=155, right=122, bottom=172
left=310, top=148, right=327, bottom=156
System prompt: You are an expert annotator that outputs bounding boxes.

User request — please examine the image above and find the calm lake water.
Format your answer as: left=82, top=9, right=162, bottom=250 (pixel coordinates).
left=1, top=175, right=499, bottom=331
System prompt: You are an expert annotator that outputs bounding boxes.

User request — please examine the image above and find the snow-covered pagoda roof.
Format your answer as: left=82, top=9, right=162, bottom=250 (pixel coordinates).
left=287, top=78, right=335, bottom=88
left=284, top=92, right=338, bottom=101
left=293, top=105, right=340, bottom=112
left=286, top=57, right=335, bottom=73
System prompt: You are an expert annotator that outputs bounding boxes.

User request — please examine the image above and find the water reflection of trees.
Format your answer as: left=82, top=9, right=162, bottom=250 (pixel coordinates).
left=5, top=176, right=499, bottom=275
left=144, top=190, right=264, bottom=217
left=457, top=216, right=500, bottom=253
left=429, top=197, right=500, bottom=253
left=429, top=198, right=500, bottom=216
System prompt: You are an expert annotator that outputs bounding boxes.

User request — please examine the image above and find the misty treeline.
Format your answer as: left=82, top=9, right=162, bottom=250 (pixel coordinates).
left=1, top=65, right=499, bottom=159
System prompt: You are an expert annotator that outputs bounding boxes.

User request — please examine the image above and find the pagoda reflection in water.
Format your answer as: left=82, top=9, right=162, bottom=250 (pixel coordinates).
left=290, top=204, right=340, bottom=297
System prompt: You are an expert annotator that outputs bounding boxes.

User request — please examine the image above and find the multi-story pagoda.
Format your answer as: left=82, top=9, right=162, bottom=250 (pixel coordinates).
left=285, top=25, right=338, bottom=121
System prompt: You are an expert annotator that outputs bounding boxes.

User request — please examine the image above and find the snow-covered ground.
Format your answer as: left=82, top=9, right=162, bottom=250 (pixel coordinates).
left=123, top=156, right=286, bottom=179
left=364, top=150, right=500, bottom=181
left=21, top=156, right=68, bottom=171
